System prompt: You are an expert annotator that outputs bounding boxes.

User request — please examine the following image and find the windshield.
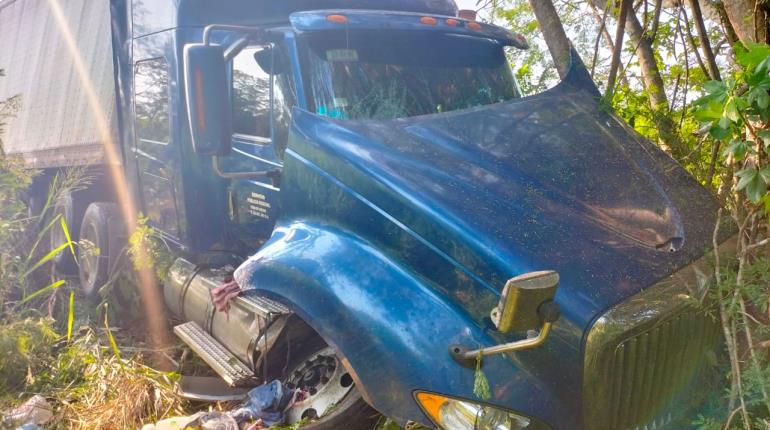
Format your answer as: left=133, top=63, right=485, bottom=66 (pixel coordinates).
left=300, top=31, right=520, bottom=120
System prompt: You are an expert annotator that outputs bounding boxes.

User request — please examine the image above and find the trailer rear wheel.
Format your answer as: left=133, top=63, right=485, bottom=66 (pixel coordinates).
left=78, top=202, right=123, bottom=298
left=281, top=342, right=380, bottom=429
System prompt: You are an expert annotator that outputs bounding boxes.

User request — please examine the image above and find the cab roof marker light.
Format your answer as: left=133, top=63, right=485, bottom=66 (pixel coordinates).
left=326, top=14, right=348, bottom=24
left=445, top=18, right=459, bottom=27
left=420, top=16, right=438, bottom=25
left=467, top=21, right=482, bottom=31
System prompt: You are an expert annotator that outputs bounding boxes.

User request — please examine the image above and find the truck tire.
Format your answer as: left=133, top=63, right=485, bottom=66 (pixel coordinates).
left=78, top=202, right=123, bottom=298
left=282, top=341, right=380, bottom=430
left=50, top=192, right=80, bottom=274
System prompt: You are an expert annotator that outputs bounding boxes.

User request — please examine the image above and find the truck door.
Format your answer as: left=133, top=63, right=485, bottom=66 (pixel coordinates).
left=218, top=43, right=297, bottom=245
left=132, top=58, right=183, bottom=240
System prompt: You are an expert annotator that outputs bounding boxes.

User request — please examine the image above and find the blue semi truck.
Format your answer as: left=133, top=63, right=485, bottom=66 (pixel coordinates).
left=0, top=0, right=732, bottom=428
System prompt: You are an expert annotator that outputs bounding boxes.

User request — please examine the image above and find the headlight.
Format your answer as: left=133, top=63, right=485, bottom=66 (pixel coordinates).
left=415, top=392, right=550, bottom=430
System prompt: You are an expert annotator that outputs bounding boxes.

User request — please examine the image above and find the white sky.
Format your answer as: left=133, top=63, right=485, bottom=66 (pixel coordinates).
left=455, top=0, right=481, bottom=12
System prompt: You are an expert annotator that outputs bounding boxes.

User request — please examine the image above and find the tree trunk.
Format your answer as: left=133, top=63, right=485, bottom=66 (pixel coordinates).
left=624, top=8, right=686, bottom=158
left=606, top=0, right=631, bottom=98
left=687, top=0, right=721, bottom=81
left=720, top=0, right=769, bottom=46
left=710, top=1, right=740, bottom=47
left=528, top=0, right=572, bottom=79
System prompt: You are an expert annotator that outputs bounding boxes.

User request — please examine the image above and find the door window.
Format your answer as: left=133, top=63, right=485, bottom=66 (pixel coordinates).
left=231, top=45, right=296, bottom=158
left=134, top=58, right=181, bottom=237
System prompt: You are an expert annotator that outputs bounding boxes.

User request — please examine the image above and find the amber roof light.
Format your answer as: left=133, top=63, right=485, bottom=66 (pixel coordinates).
left=420, top=16, right=438, bottom=25
left=467, top=21, right=482, bottom=31
left=327, top=14, right=348, bottom=24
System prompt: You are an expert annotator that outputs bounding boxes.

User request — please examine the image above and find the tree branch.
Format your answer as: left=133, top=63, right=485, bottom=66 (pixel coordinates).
left=687, top=0, right=722, bottom=80
left=606, top=0, right=632, bottom=99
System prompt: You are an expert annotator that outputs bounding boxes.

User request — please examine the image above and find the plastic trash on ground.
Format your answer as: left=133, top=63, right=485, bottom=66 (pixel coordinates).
left=230, top=380, right=303, bottom=427
left=2, top=395, right=53, bottom=428
left=140, top=413, right=200, bottom=430
left=142, top=380, right=303, bottom=430
left=141, top=411, right=241, bottom=430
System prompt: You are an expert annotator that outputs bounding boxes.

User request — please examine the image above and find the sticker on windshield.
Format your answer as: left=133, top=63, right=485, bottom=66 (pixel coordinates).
left=326, top=49, right=359, bottom=62
left=333, top=97, right=349, bottom=108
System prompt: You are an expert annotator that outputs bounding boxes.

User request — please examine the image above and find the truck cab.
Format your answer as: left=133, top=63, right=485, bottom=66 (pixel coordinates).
left=104, top=0, right=730, bottom=428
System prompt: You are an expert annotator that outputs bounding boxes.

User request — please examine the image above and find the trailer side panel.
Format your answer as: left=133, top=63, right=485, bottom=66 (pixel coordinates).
left=0, top=0, right=117, bottom=168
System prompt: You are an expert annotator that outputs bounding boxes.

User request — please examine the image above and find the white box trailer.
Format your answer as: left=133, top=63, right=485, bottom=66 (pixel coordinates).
left=0, top=0, right=117, bottom=168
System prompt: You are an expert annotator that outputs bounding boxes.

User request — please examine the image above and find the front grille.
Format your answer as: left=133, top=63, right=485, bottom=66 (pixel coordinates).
left=603, top=308, right=719, bottom=429
left=583, top=243, right=732, bottom=430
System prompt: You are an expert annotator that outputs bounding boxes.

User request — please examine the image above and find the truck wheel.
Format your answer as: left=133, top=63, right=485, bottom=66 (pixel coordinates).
left=51, top=192, right=80, bottom=274
left=78, top=202, right=122, bottom=298
left=282, top=344, right=380, bottom=429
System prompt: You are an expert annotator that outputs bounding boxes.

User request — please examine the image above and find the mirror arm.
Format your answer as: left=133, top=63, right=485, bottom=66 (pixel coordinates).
left=449, top=321, right=553, bottom=366
left=224, top=36, right=250, bottom=62
left=203, top=24, right=265, bottom=45
left=212, top=156, right=281, bottom=186
left=449, top=300, right=560, bottom=367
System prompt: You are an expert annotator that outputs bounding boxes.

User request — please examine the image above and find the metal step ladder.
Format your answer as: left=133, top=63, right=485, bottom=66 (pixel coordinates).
left=174, top=321, right=258, bottom=387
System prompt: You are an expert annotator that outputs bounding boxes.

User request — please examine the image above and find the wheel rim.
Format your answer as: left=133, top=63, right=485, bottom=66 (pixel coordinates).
left=79, top=224, right=99, bottom=290
left=284, top=346, right=356, bottom=424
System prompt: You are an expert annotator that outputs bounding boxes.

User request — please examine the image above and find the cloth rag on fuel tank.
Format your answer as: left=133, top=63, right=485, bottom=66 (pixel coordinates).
left=211, top=276, right=241, bottom=314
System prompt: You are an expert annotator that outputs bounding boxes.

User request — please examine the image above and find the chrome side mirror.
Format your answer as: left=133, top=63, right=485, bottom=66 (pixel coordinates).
left=492, top=270, right=559, bottom=333
left=450, top=270, right=561, bottom=366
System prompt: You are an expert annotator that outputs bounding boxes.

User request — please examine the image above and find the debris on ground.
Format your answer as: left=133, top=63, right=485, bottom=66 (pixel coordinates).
left=1, top=395, right=53, bottom=429
left=140, top=380, right=305, bottom=430
left=140, top=411, right=240, bottom=430
left=229, top=380, right=305, bottom=428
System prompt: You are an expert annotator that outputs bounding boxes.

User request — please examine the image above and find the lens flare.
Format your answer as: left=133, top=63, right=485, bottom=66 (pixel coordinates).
left=46, top=0, right=172, bottom=361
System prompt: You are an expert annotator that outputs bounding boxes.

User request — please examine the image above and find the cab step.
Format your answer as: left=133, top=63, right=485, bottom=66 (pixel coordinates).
left=174, top=321, right=258, bottom=387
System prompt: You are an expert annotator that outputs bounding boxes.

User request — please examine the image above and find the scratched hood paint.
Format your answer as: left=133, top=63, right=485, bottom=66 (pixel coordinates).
left=286, top=56, right=722, bottom=330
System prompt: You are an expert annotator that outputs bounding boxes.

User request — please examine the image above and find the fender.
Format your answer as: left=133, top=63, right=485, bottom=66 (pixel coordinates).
left=234, top=221, right=572, bottom=428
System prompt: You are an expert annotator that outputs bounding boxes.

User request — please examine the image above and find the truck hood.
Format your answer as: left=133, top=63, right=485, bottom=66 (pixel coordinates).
left=287, top=53, right=722, bottom=330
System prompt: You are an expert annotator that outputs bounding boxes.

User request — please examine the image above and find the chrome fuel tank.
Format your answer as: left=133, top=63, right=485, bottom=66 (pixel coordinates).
left=165, top=258, right=290, bottom=366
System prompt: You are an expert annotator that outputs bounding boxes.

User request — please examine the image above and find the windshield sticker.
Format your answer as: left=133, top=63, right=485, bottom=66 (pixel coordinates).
left=317, top=105, right=348, bottom=120
left=326, top=49, right=359, bottom=62
left=333, top=97, right=349, bottom=108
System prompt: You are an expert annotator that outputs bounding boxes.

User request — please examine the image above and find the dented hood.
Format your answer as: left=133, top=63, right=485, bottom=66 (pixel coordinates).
left=287, top=55, right=722, bottom=328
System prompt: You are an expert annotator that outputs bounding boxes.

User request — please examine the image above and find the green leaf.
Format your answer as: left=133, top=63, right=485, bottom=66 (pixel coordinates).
left=718, top=115, right=731, bottom=130
left=749, top=87, right=770, bottom=109
left=736, top=43, right=770, bottom=69
left=724, top=98, right=740, bottom=122
left=748, top=177, right=768, bottom=202
left=723, top=139, right=750, bottom=161
left=693, top=99, right=725, bottom=122
left=709, top=124, right=731, bottom=140
left=67, top=291, right=75, bottom=342
left=703, top=80, right=727, bottom=95
left=104, top=304, right=122, bottom=362
left=18, top=279, right=66, bottom=305
left=737, top=168, right=767, bottom=202
left=736, top=168, right=758, bottom=190
left=756, top=56, right=770, bottom=75
left=760, top=166, right=770, bottom=184
left=59, top=216, right=76, bottom=260
left=22, top=242, right=68, bottom=278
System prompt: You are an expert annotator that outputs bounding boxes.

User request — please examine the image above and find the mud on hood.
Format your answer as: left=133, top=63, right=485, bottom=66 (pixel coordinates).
left=287, top=53, right=721, bottom=328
